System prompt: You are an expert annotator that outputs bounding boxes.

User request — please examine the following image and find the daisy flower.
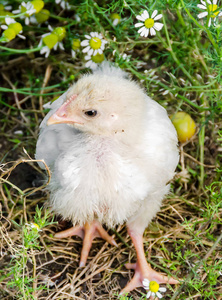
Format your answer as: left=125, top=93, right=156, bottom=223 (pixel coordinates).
left=197, top=0, right=222, bottom=27
left=38, top=25, right=66, bottom=57
left=135, top=10, right=163, bottom=37
left=81, top=32, right=107, bottom=56
left=143, top=278, right=167, bottom=299
left=85, top=53, right=105, bottom=70
left=25, top=223, right=42, bottom=232
left=1, top=17, right=25, bottom=41
left=13, top=0, right=44, bottom=25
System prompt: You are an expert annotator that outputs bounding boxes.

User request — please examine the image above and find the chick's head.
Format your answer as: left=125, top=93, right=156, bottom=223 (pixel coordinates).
left=47, top=72, right=147, bottom=137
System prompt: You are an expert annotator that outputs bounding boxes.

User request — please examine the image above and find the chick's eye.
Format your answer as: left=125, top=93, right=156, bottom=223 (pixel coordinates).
left=84, top=110, right=98, bottom=117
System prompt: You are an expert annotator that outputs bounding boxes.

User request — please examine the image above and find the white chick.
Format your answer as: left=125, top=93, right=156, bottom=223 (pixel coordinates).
left=36, top=64, right=179, bottom=294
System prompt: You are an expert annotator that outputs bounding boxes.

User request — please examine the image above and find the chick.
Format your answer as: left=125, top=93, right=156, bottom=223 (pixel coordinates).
left=36, top=64, right=179, bottom=293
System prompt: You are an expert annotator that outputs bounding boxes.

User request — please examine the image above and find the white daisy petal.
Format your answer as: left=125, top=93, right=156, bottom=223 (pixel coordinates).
left=150, top=27, right=156, bottom=35
left=140, top=28, right=146, bottom=37
left=90, top=32, right=96, bottom=37
left=213, top=0, right=217, bottom=4
left=85, top=34, right=91, bottom=39
left=71, top=50, right=76, bottom=58
left=101, top=44, right=105, bottom=51
left=81, top=40, right=89, bottom=46
left=138, top=26, right=145, bottom=33
left=82, top=46, right=90, bottom=53
left=218, top=11, right=222, bottom=16
left=142, top=279, right=150, bottom=287
left=151, top=10, right=158, bottom=19
left=88, top=48, right=94, bottom=56
left=136, top=15, right=145, bottom=21
left=1, top=25, right=8, bottom=30
left=5, top=17, right=15, bottom=24
left=153, top=22, right=164, bottom=31
left=197, top=11, right=208, bottom=18
left=85, top=55, right=91, bottom=60
left=197, top=4, right=207, bottom=9
left=200, top=0, right=207, bottom=5
left=85, top=60, right=92, bottom=68
left=154, top=14, right=162, bottom=21
left=159, top=287, right=167, bottom=292
left=135, top=22, right=144, bottom=28
left=144, top=28, right=149, bottom=37
left=141, top=10, right=149, bottom=19
left=17, top=34, right=26, bottom=39
left=25, top=17, right=29, bottom=25
left=93, top=49, right=98, bottom=55
left=98, top=48, right=102, bottom=54
left=156, top=291, right=163, bottom=298
left=206, top=0, right=212, bottom=4
left=40, top=46, right=48, bottom=54
left=53, top=43, right=58, bottom=50
left=48, top=25, right=53, bottom=32
left=146, top=290, right=151, bottom=298
left=58, top=42, right=64, bottom=50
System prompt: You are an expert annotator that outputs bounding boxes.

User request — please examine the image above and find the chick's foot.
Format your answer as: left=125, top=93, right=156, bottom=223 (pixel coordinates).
left=120, top=228, right=179, bottom=295
left=54, top=220, right=117, bottom=267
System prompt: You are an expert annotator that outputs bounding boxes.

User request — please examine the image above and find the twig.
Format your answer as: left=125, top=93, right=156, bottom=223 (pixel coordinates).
left=39, top=65, right=52, bottom=116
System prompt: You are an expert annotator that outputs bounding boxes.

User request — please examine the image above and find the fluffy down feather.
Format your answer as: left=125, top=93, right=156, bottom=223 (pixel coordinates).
left=36, top=64, right=179, bottom=230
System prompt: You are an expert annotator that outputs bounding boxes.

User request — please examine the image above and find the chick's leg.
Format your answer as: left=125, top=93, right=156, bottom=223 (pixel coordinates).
left=120, top=227, right=179, bottom=295
left=54, top=220, right=117, bottom=267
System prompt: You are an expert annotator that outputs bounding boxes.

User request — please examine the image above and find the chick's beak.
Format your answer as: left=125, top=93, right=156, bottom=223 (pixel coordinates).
left=47, top=94, right=83, bottom=126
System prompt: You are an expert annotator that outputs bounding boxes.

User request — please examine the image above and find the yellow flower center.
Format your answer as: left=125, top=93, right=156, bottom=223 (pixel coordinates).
left=89, top=37, right=102, bottom=50
left=91, top=53, right=104, bottom=63
left=3, top=28, right=16, bottom=41
left=53, top=27, right=66, bottom=41
left=144, top=18, right=155, bottom=28
left=209, top=4, right=219, bottom=18
left=31, top=0, right=44, bottom=14
left=8, top=22, right=22, bottom=35
left=72, top=38, right=81, bottom=50
left=149, top=281, right=160, bottom=293
left=43, top=33, right=58, bottom=49
left=35, top=9, right=50, bottom=23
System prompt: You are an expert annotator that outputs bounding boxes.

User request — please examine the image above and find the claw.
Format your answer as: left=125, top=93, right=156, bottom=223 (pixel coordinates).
left=54, top=220, right=117, bottom=267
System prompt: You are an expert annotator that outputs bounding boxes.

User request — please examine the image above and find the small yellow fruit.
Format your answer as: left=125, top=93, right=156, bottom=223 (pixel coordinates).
left=171, top=111, right=196, bottom=143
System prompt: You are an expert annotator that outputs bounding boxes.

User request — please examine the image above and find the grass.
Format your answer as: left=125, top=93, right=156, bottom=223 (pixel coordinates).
left=0, top=0, right=222, bottom=299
